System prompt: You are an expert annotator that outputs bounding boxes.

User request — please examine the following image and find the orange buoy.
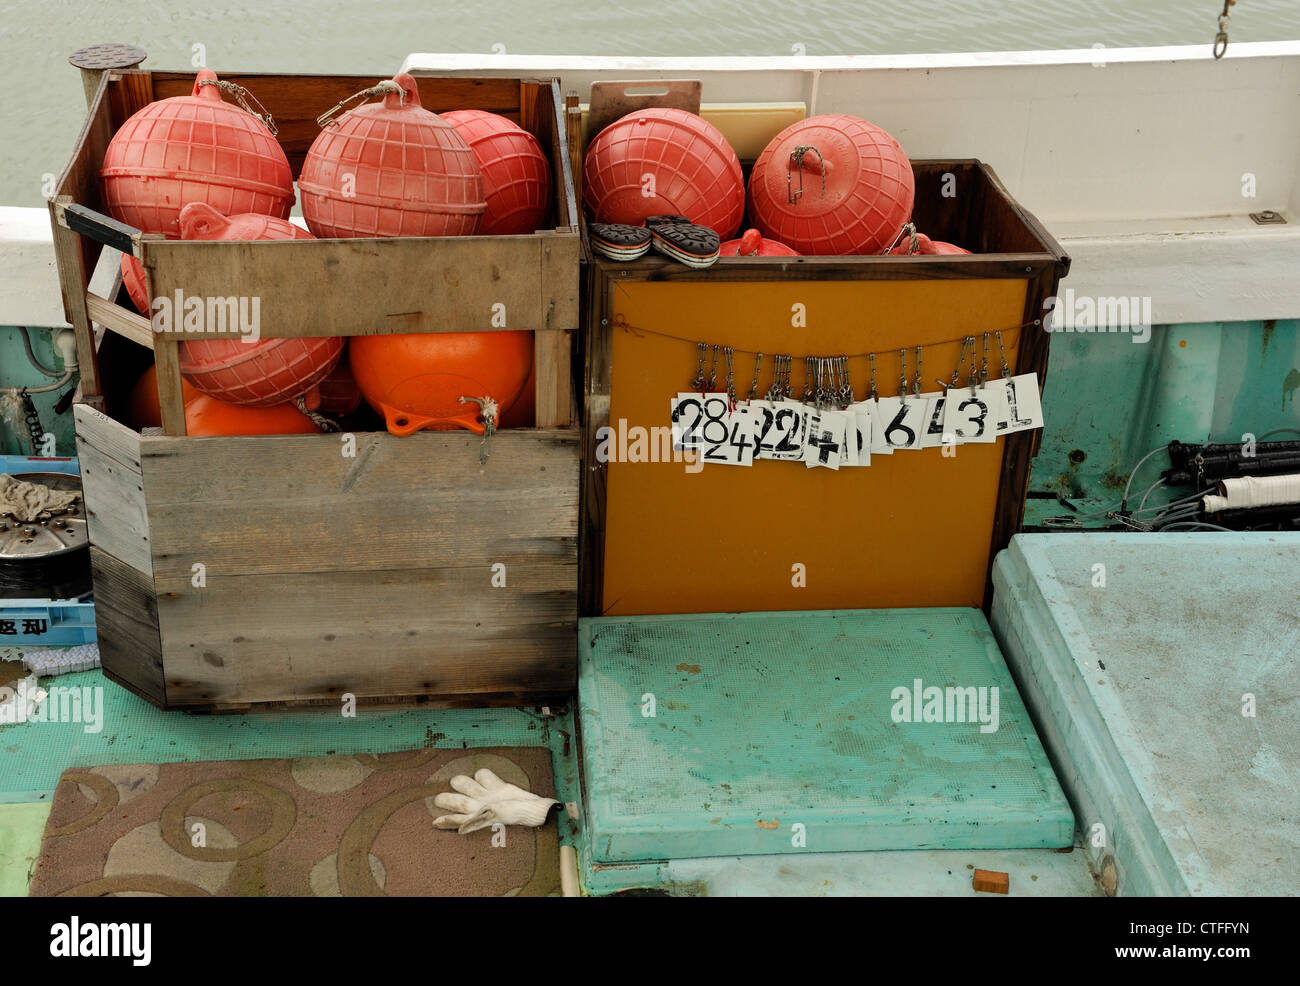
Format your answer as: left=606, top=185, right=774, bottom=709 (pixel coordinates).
left=583, top=108, right=744, bottom=238
left=748, top=114, right=915, bottom=256
left=441, top=110, right=552, bottom=235
left=184, top=394, right=321, bottom=436
left=299, top=73, right=485, bottom=238
left=497, top=350, right=536, bottom=428
left=719, top=228, right=801, bottom=257
left=128, top=365, right=201, bottom=430
left=173, top=203, right=343, bottom=407
left=100, top=69, right=293, bottom=238
left=350, top=331, right=533, bottom=436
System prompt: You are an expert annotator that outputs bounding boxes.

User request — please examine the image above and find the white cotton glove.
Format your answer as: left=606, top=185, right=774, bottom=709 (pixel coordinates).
left=432, top=768, right=558, bottom=835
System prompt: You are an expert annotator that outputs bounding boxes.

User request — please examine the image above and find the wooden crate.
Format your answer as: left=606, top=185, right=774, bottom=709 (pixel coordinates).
left=50, top=70, right=581, bottom=710
left=582, top=157, right=1070, bottom=617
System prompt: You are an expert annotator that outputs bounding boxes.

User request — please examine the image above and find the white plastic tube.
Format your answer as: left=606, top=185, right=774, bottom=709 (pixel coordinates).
left=1202, top=473, right=1300, bottom=513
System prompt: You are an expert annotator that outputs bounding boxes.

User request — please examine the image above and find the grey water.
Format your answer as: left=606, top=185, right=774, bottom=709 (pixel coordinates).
left=3, top=0, right=1299, bottom=206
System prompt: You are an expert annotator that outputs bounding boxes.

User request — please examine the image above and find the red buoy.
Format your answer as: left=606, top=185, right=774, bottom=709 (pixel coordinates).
left=719, top=228, right=801, bottom=257
left=888, top=231, right=972, bottom=255
left=299, top=73, right=485, bottom=238
left=350, top=331, right=533, bottom=436
left=441, top=110, right=552, bottom=235
left=174, top=203, right=343, bottom=407
left=315, top=349, right=363, bottom=416
left=583, top=108, right=744, bottom=238
left=748, top=114, right=915, bottom=256
left=100, top=69, right=294, bottom=238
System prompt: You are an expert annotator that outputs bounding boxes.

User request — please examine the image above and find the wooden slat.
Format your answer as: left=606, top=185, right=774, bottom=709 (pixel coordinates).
left=151, top=337, right=187, bottom=436
left=73, top=403, right=152, bottom=575
left=580, top=263, right=612, bottom=617
left=142, top=234, right=581, bottom=338
left=142, top=430, right=577, bottom=580
left=86, top=292, right=152, bottom=349
left=89, top=545, right=165, bottom=708
left=157, top=566, right=576, bottom=707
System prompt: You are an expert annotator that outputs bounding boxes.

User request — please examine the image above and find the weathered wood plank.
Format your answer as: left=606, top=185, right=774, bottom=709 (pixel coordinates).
left=86, top=291, right=152, bottom=350
left=90, top=546, right=165, bottom=707
left=158, top=566, right=576, bottom=706
left=142, top=234, right=581, bottom=339
left=141, top=430, right=578, bottom=582
left=73, top=403, right=153, bottom=575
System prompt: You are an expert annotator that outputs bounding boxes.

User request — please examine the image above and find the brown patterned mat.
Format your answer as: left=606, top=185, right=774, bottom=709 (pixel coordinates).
left=29, top=747, right=561, bottom=897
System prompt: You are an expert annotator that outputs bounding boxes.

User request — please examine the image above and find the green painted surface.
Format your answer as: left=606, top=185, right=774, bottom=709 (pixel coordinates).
left=578, top=608, right=1074, bottom=863
left=1029, top=319, right=1300, bottom=519
left=0, top=326, right=77, bottom=456
left=0, top=801, right=49, bottom=896
left=992, top=532, right=1300, bottom=897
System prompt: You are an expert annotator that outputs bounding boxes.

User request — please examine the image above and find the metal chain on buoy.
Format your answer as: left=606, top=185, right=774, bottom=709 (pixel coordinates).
left=1214, top=0, right=1236, bottom=59
left=295, top=395, right=340, bottom=432
left=195, top=78, right=278, bottom=135
left=459, top=396, right=500, bottom=465
left=787, top=144, right=827, bottom=204
left=882, top=222, right=920, bottom=255
left=316, top=81, right=405, bottom=127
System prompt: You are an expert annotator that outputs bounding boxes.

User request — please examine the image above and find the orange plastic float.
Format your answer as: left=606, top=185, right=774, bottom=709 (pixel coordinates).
left=583, top=108, right=744, bottom=238
left=719, top=228, right=801, bottom=257
left=496, top=353, right=536, bottom=429
left=173, top=203, right=342, bottom=407
left=100, top=69, right=293, bottom=238
left=128, top=365, right=200, bottom=429
left=748, top=114, right=915, bottom=256
left=350, top=331, right=533, bottom=436
left=184, top=395, right=321, bottom=436
left=441, top=110, right=552, bottom=235
left=299, top=73, right=485, bottom=238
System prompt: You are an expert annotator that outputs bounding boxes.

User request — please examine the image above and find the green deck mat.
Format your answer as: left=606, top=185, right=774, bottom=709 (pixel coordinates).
left=578, top=608, right=1074, bottom=863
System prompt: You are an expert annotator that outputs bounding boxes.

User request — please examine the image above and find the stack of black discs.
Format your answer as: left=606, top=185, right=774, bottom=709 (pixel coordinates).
left=0, top=472, right=92, bottom=600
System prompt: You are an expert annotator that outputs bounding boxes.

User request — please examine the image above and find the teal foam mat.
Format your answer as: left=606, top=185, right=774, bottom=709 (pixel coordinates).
left=0, top=670, right=578, bottom=819
left=578, top=608, right=1074, bottom=863
left=992, top=532, right=1300, bottom=897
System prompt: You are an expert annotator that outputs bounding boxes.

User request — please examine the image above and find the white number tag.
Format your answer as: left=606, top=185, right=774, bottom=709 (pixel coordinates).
left=869, top=398, right=897, bottom=454
left=914, top=392, right=949, bottom=449
left=875, top=396, right=926, bottom=450
left=941, top=388, right=999, bottom=444
left=988, top=373, right=1043, bottom=435
left=803, top=409, right=848, bottom=469
left=704, top=403, right=756, bottom=466
left=767, top=400, right=809, bottom=461
left=672, top=392, right=730, bottom=452
left=844, top=402, right=872, bottom=466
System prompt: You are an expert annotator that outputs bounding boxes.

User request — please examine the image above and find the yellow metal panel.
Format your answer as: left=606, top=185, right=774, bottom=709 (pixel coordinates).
left=602, top=277, right=1028, bottom=615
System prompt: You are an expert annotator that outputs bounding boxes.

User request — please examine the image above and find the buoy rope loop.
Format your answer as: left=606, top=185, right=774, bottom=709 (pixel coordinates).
left=195, top=79, right=278, bottom=136
left=316, top=81, right=405, bottom=128
left=786, top=144, right=827, bottom=204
